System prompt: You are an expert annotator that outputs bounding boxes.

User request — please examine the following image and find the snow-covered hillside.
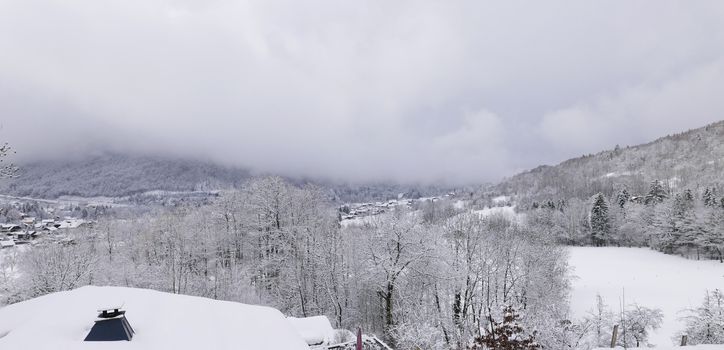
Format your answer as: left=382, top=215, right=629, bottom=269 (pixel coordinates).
left=570, top=247, right=724, bottom=347
left=0, top=286, right=309, bottom=350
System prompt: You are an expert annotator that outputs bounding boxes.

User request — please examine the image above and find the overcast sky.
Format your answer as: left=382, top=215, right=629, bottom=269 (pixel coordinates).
left=2, top=1, right=724, bottom=184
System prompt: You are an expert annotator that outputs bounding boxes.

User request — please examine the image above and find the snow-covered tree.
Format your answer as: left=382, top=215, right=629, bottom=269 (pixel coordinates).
left=0, top=142, right=17, bottom=178
left=677, top=289, right=724, bottom=345
left=21, top=241, right=97, bottom=299
left=590, top=193, right=611, bottom=246
left=703, top=188, right=719, bottom=207
left=616, top=188, right=630, bottom=210
left=587, top=294, right=615, bottom=347
left=363, top=209, right=434, bottom=344
left=645, top=180, right=668, bottom=205
left=619, top=304, right=664, bottom=347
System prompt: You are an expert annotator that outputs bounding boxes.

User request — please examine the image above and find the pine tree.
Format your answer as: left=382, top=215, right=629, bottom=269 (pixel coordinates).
left=704, top=188, right=713, bottom=207
left=683, top=189, right=696, bottom=214
left=617, top=189, right=629, bottom=209
left=645, top=180, right=667, bottom=205
left=704, top=188, right=719, bottom=207
left=696, top=207, right=724, bottom=262
left=470, top=306, right=541, bottom=350
left=673, top=194, right=698, bottom=255
left=652, top=201, right=679, bottom=254
left=590, top=193, right=611, bottom=246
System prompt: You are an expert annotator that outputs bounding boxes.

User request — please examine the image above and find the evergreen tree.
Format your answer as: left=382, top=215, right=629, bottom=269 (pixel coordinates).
left=617, top=189, right=629, bottom=209
left=590, top=193, right=611, bottom=246
left=696, top=208, right=724, bottom=262
left=704, top=188, right=719, bottom=207
left=652, top=201, right=679, bottom=254
left=672, top=194, right=699, bottom=255
left=645, top=180, right=667, bottom=205
left=683, top=189, right=696, bottom=212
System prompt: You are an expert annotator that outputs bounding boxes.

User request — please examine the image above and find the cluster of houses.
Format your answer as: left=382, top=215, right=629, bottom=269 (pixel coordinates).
left=339, top=194, right=455, bottom=222
left=0, top=214, right=90, bottom=248
left=339, top=199, right=413, bottom=221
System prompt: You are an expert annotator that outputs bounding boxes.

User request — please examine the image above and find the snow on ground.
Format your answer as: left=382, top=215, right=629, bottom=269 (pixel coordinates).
left=595, top=346, right=724, bottom=350
left=570, top=247, right=724, bottom=347
left=472, top=205, right=517, bottom=219
left=340, top=215, right=375, bottom=228
left=287, top=316, right=335, bottom=346
left=0, top=286, right=309, bottom=350
left=602, top=171, right=633, bottom=178
left=492, top=195, right=510, bottom=204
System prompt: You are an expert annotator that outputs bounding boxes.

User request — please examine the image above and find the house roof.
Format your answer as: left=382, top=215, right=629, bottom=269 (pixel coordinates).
left=0, top=286, right=310, bottom=350
left=287, top=316, right=335, bottom=346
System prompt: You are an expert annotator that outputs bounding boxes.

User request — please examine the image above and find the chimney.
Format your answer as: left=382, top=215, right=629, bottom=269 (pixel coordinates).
left=84, top=306, right=135, bottom=341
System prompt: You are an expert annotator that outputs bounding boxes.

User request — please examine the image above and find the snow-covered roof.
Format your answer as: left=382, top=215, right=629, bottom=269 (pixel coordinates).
left=57, top=219, right=86, bottom=229
left=0, top=240, right=14, bottom=248
left=0, top=286, right=310, bottom=350
left=287, top=316, right=335, bottom=346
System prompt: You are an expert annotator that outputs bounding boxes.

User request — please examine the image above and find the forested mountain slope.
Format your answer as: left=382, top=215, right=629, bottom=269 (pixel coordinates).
left=497, top=120, right=724, bottom=203
left=0, top=153, right=453, bottom=202
left=496, top=120, right=724, bottom=260
left=0, top=153, right=250, bottom=198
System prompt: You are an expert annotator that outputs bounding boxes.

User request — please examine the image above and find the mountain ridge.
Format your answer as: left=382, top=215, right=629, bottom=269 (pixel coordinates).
left=497, top=120, right=724, bottom=202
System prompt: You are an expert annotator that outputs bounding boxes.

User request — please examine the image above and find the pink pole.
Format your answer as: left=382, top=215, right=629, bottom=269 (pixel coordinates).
left=356, top=327, right=362, bottom=350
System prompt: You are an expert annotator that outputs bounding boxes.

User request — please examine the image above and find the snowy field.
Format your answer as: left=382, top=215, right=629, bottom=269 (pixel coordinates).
left=570, top=247, right=724, bottom=347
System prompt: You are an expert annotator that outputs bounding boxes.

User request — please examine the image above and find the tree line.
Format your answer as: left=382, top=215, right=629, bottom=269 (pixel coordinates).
left=527, top=180, right=724, bottom=261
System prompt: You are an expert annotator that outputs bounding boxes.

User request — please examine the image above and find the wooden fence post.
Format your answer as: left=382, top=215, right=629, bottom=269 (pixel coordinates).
left=610, top=324, right=619, bottom=348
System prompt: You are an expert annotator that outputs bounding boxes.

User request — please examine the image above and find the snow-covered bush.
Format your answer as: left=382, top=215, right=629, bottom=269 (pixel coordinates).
left=469, top=306, right=540, bottom=350
left=389, top=322, right=446, bottom=350
left=618, top=303, right=663, bottom=347
left=676, top=289, right=724, bottom=345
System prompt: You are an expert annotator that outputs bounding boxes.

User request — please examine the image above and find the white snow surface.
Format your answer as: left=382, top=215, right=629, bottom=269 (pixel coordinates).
left=595, top=346, right=724, bottom=350
left=570, top=247, right=724, bottom=347
left=340, top=215, right=375, bottom=228
left=471, top=205, right=518, bottom=219
left=0, top=286, right=310, bottom=350
left=287, top=316, right=335, bottom=346
left=492, top=195, right=510, bottom=204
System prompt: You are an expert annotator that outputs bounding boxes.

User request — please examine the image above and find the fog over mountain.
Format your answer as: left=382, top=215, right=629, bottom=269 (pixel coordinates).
left=3, top=1, right=724, bottom=184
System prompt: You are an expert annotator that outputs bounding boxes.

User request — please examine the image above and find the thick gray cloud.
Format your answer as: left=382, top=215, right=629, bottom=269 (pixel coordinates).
left=1, top=0, right=724, bottom=184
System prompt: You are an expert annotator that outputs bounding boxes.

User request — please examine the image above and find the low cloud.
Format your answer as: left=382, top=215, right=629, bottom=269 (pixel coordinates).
left=1, top=1, right=724, bottom=184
